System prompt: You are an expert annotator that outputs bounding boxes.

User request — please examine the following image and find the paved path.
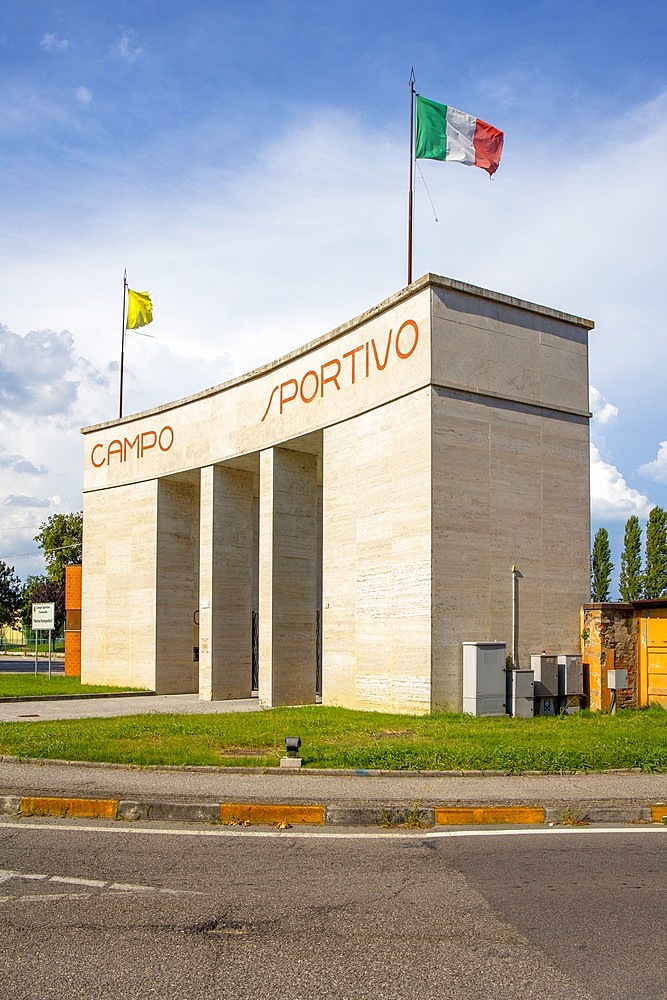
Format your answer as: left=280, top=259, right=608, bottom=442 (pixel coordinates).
left=0, top=693, right=260, bottom=720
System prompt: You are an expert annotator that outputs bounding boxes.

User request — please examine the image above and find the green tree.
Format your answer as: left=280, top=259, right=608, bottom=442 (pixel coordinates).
left=591, top=527, right=613, bottom=601
left=34, top=512, right=83, bottom=589
left=20, top=575, right=65, bottom=636
left=0, top=560, right=22, bottom=629
left=619, top=514, right=643, bottom=601
left=643, top=505, right=667, bottom=598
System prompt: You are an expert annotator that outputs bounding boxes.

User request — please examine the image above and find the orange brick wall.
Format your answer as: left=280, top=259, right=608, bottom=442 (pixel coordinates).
left=65, top=564, right=82, bottom=677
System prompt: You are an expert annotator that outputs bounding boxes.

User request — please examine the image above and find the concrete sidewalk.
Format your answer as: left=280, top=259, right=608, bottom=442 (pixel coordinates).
left=0, top=693, right=666, bottom=829
left=0, top=693, right=260, bottom=720
left=1, top=757, right=666, bottom=829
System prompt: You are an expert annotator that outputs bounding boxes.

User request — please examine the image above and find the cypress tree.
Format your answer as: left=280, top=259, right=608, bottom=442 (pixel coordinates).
left=619, top=515, right=643, bottom=601
left=591, top=527, right=613, bottom=602
left=643, top=506, right=667, bottom=598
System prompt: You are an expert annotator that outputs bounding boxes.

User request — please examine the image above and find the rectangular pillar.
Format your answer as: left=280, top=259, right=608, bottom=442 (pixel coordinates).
left=322, top=392, right=432, bottom=713
left=64, top=564, right=82, bottom=677
left=156, top=478, right=199, bottom=693
left=199, top=465, right=254, bottom=700
left=258, top=447, right=318, bottom=707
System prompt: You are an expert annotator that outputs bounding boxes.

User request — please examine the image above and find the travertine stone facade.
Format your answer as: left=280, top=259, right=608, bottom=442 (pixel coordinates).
left=259, top=447, right=319, bottom=707
left=199, top=465, right=254, bottom=700
left=81, top=274, right=593, bottom=713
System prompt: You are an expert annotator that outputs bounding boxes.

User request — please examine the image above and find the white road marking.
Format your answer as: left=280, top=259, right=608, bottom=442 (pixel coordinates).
left=0, top=866, right=202, bottom=896
left=0, top=820, right=665, bottom=841
left=49, top=875, right=107, bottom=887
left=0, top=892, right=92, bottom=903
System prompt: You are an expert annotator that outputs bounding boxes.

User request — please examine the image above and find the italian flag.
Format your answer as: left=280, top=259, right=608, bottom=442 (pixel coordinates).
left=415, top=95, right=504, bottom=177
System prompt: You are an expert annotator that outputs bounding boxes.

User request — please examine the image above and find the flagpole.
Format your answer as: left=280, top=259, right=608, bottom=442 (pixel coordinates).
left=119, top=270, right=127, bottom=419
left=407, top=68, right=415, bottom=286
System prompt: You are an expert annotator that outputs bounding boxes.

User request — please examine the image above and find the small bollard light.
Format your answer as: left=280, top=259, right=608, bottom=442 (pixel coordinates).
left=285, top=736, right=302, bottom=758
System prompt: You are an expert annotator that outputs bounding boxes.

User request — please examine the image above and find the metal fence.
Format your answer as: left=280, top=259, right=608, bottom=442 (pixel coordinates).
left=251, top=610, right=322, bottom=696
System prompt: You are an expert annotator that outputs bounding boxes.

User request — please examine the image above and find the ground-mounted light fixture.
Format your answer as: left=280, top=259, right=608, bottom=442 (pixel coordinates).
left=280, top=736, right=303, bottom=769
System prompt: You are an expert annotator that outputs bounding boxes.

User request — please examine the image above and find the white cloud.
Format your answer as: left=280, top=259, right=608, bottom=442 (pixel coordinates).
left=112, top=30, right=143, bottom=64
left=0, top=320, right=234, bottom=579
left=637, top=441, right=667, bottom=485
left=0, top=325, right=83, bottom=415
left=75, top=86, right=92, bottom=105
left=590, top=443, right=653, bottom=521
left=40, top=33, right=69, bottom=53
left=589, top=386, right=618, bottom=426
left=0, top=325, right=114, bottom=577
left=3, top=495, right=52, bottom=508
left=3, top=93, right=667, bottom=572
left=0, top=448, right=47, bottom=475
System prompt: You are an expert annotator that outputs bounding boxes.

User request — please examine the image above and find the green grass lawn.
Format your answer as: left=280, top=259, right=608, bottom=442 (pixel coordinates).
left=0, top=675, right=147, bottom=698
left=0, top=703, right=664, bottom=772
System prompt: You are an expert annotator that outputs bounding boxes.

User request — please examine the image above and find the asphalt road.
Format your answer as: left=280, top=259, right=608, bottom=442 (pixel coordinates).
left=0, top=819, right=664, bottom=999
left=0, top=657, right=64, bottom=674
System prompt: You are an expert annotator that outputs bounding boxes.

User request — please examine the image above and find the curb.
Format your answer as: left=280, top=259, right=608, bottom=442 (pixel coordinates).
left=0, top=755, right=648, bottom=778
left=1, top=795, right=666, bottom=828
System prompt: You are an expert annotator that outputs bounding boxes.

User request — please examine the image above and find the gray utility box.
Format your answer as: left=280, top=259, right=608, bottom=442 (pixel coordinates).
left=506, top=668, right=535, bottom=718
left=557, top=654, right=584, bottom=696
left=530, top=654, right=559, bottom=697
left=462, top=642, right=507, bottom=716
left=535, top=696, right=556, bottom=716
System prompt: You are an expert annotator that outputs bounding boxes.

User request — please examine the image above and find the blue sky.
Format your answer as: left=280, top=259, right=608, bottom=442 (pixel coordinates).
left=2, top=0, right=667, bottom=592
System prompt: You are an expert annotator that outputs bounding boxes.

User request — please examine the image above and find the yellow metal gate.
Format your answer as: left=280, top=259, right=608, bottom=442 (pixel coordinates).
left=638, top=611, right=667, bottom=708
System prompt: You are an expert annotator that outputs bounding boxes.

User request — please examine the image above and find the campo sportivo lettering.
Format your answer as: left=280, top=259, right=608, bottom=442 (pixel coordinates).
left=261, top=319, right=419, bottom=421
left=90, top=425, right=174, bottom=467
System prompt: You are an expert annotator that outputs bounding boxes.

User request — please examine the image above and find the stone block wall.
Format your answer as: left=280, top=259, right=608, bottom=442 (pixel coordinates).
left=580, top=604, right=638, bottom=711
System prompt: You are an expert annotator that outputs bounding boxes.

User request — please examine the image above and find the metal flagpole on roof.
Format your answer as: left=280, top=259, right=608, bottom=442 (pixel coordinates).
left=119, top=270, right=127, bottom=419
left=407, top=68, right=415, bottom=286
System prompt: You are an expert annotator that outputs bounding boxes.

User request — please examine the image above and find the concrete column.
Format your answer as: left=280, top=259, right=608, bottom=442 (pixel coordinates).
left=258, top=447, right=318, bottom=707
left=199, top=465, right=254, bottom=700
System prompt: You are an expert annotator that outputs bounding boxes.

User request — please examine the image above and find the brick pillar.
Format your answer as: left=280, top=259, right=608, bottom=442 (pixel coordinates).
left=65, top=564, right=82, bottom=677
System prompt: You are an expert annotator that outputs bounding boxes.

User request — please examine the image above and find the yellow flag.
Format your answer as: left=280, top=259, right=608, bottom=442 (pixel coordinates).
left=126, top=289, right=153, bottom=329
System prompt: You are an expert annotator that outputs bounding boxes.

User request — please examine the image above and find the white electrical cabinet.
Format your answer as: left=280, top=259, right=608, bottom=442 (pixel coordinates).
left=462, top=642, right=507, bottom=716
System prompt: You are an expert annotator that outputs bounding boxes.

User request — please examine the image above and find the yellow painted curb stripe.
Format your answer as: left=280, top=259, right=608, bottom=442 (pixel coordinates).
left=219, top=803, right=325, bottom=826
left=651, top=804, right=667, bottom=823
left=435, top=805, right=545, bottom=826
left=20, top=796, right=118, bottom=820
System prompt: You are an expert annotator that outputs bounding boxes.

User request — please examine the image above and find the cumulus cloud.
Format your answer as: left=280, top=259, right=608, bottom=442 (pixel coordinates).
left=40, top=33, right=69, bottom=53
left=0, top=449, right=47, bottom=475
left=590, top=443, right=653, bottom=521
left=637, top=441, right=667, bottom=485
left=0, top=324, right=111, bottom=417
left=589, top=386, right=618, bottom=426
left=75, top=86, right=92, bottom=105
left=2, top=91, right=667, bottom=569
left=0, top=317, right=235, bottom=579
left=0, top=324, right=116, bottom=578
left=3, top=495, right=51, bottom=508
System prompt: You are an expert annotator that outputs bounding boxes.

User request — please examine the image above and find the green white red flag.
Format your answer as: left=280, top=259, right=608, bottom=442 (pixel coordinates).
left=415, top=95, right=504, bottom=177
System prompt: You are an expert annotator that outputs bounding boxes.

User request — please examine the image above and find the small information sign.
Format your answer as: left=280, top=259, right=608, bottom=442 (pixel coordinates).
left=32, top=602, right=56, bottom=630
